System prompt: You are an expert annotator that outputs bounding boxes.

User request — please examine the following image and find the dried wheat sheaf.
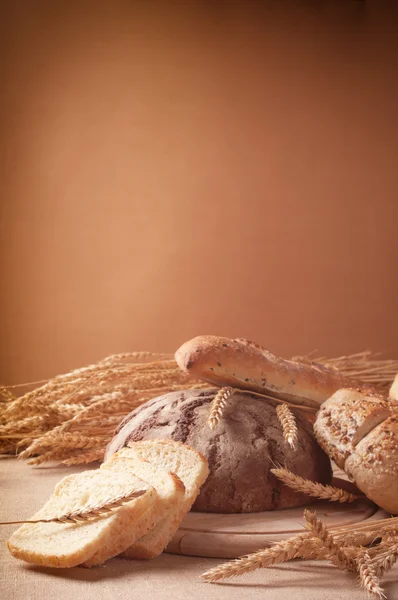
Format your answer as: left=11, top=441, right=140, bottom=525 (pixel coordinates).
left=0, top=353, right=207, bottom=464
left=201, top=512, right=398, bottom=600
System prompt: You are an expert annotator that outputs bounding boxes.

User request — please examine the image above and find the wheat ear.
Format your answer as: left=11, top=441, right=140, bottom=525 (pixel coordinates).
left=271, top=467, right=359, bottom=503
left=276, top=403, right=298, bottom=449
left=0, top=488, right=147, bottom=525
left=372, top=542, right=398, bottom=577
left=304, top=509, right=355, bottom=571
left=208, top=387, right=235, bottom=430
left=201, top=534, right=309, bottom=582
left=357, top=551, right=386, bottom=600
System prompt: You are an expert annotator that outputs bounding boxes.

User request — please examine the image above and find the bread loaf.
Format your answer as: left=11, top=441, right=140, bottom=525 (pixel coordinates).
left=314, top=388, right=398, bottom=513
left=105, top=388, right=333, bottom=513
left=175, top=336, right=370, bottom=409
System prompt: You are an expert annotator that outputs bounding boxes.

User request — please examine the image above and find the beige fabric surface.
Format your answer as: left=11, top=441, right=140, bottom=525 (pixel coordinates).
left=1, top=459, right=397, bottom=600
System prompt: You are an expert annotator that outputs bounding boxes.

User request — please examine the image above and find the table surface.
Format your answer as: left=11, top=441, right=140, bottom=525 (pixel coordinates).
left=1, top=458, right=397, bottom=600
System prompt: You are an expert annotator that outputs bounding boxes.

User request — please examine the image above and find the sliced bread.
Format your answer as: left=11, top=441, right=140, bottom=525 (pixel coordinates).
left=86, top=454, right=186, bottom=566
left=117, top=440, right=209, bottom=559
left=7, top=469, right=156, bottom=568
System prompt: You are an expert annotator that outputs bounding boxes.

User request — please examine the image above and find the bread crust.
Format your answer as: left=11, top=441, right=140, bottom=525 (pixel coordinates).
left=175, top=336, right=370, bottom=409
left=345, top=415, right=398, bottom=514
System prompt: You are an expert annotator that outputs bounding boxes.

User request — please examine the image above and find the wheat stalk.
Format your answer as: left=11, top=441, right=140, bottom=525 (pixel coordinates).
left=201, top=510, right=398, bottom=598
left=271, top=467, right=359, bottom=503
left=208, top=387, right=235, bottom=430
left=0, top=488, right=147, bottom=525
left=276, top=404, right=298, bottom=448
left=304, top=509, right=356, bottom=571
left=201, top=534, right=310, bottom=582
left=372, top=542, right=398, bottom=577
left=357, top=551, right=386, bottom=600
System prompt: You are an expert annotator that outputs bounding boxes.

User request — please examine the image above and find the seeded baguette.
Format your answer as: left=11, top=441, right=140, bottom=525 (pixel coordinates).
left=175, top=336, right=369, bottom=409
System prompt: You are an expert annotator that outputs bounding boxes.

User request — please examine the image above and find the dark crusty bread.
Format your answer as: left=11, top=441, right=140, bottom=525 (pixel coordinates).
left=106, top=388, right=332, bottom=513
left=175, top=336, right=371, bottom=409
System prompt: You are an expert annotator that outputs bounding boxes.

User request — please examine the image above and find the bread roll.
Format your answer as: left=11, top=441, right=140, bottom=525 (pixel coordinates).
left=175, top=336, right=370, bottom=409
left=345, top=415, right=398, bottom=514
left=390, top=373, right=398, bottom=400
left=314, top=388, right=398, bottom=513
left=314, top=389, right=392, bottom=468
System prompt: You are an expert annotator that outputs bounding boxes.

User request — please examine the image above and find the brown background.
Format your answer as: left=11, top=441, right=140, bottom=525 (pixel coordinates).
left=0, top=1, right=397, bottom=385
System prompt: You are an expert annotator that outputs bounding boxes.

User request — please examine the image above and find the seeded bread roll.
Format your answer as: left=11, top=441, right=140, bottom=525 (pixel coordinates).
left=106, top=388, right=332, bottom=513
left=345, top=415, right=398, bottom=514
left=390, top=373, right=398, bottom=400
left=314, top=389, right=392, bottom=468
left=175, top=336, right=371, bottom=409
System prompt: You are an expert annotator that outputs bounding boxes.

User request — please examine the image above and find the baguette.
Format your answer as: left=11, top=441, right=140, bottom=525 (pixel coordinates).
left=175, top=336, right=369, bottom=409
left=7, top=469, right=156, bottom=568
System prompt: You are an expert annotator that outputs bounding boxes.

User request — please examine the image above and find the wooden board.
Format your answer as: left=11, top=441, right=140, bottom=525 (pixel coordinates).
left=167, top=480, right=389, bottom=558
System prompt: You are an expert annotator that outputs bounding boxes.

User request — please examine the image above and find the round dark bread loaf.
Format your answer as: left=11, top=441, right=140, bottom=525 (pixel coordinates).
left=106, top=388, right=332, bottom=513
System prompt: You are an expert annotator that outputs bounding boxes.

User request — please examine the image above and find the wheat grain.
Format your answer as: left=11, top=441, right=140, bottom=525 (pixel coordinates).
left=358, top=551, right=386, bottom=600
left=276, top=404, right=298, bottom=448
left=0, top=488, right=147, bottom=525
left=271, top=467, right=359, bottom=503
left=208, top=387, right=235, bottom=430
left=372, top=542, right=398, bottom=577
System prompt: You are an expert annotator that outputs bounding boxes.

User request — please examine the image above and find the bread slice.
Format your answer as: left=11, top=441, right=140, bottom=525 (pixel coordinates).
left=118, top=440, right=209, bottom=559
left=88, top=452, right=186, bottom=566
left=314, top=388, right=392, bottom=468
left=7, top=469, right=156, bottom=568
